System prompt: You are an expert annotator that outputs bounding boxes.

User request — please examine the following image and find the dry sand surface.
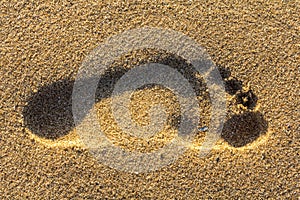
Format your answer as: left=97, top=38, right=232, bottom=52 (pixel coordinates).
left=1, top=0, right=299, bottom=199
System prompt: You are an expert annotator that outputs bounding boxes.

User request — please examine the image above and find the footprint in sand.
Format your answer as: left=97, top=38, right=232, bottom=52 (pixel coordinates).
left=22, top=54, right=270, bottom=152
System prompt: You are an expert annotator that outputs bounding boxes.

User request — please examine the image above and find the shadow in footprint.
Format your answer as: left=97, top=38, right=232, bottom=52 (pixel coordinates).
left=23, top=80, right=74, bottom=140
left=23, top=51, right=263, bottom=146
left=221, top=111, right=268, bottom=147
left=225, top=78, right=243, bottom=95
left=217, top=66, right=243, bottom=95
left=236, top=90, right=258, bottom=110
left=22, top=68, right=129, bottom=140
left=22, top=50, right=211, bottom=140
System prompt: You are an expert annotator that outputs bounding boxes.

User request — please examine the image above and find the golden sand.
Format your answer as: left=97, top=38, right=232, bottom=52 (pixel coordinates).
left=1, top=0, right=299, bottom=198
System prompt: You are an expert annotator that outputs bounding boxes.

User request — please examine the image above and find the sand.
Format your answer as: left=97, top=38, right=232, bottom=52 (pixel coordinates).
left=1, top=0, right=299, bottom=199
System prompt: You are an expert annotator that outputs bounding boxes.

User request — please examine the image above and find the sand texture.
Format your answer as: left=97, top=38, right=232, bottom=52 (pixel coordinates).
left=1, top=0, right=299, bottom=199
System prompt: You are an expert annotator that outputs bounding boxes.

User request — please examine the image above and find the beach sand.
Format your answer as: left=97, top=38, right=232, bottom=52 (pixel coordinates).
left=1, top=0, right=299, bottom=198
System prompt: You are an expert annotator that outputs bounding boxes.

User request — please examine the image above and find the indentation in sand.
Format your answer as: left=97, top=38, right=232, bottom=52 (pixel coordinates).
left=22, top=50, right=269, bottom=153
